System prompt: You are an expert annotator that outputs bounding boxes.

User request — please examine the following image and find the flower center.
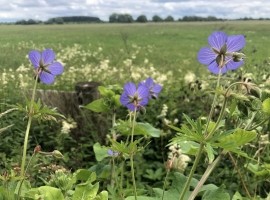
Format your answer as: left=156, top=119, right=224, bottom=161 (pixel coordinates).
left=212, top=44, right=227, bottom=68
left=129, top=92, right=142, bottom=107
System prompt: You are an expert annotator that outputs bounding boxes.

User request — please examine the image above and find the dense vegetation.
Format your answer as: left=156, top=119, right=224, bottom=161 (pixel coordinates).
left=0, top=21, right=270, bottom=199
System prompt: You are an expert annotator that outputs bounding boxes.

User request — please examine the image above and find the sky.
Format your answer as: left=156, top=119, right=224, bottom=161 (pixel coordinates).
left=0, top=0, right=270, bottom=22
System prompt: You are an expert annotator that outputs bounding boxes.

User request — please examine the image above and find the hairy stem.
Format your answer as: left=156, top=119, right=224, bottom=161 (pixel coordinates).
left=188, top=151, right=225, bottom=200
left=130, top=110, right=137, bottom=200
left=178, top=143, right=204, bottom=200
left=228, top=153, right=252, bottom=199
left=20, top=75, right=38, bottom=178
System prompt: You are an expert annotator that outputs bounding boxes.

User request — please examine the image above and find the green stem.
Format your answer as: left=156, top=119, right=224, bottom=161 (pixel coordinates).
left=179, top=69, right=222, bottom=200
left=248, top=118, right=269, bottom=131
left=110, top=157, right=116, bottom=187
left=178, top=143, right=204, bottom=200
left=17, top=151, right=36, bottom=200
left=188, top=151, right=225, bottom=200
left=20, top=75, right=39, bottom=178
left=119, top=160, right=125, bottom=199
left=206, top=81, right=247, bottom=140
left=205, top=97, right=228, bottom=140
left=205, top=70, right=222, bottom=132
left=130, top=109, right=137, bottom=200
left=112, top=111, right=117, bottom=141
left=244, top=112, right=257, bottom=130
left=228, top=153, right=252, bottom=199
left=162, top=165, right=172, bottom=200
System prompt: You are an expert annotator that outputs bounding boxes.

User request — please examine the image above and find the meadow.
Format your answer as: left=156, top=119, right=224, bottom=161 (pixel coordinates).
left=0, top=21, right=270, bottom=199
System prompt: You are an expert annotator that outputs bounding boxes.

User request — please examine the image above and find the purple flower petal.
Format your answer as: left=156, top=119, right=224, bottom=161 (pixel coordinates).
left=120, top=92, right=130, bottom=106
left=152, top=84, right=162, bottom=94
left=137, top=85, right=149, bottom=99
left=144, top=77, right=154, bottom=87
left=197, top=47, right=217, bottom=65
left=48, top=62, right=64, bottom=75
left=29, top=50, right=41, bottom=69
left=226, top=60, right=244, bottom=70
left=42, top=49, right=55, bottom=66
left=126, top=103, right=136, bottom=111
left=207, top=61, right=228, bottom=74
left=226, top=35, right=246, bottom=52
left=123, top=82, right=136, bottom=96
left=39, top=71, right=55, bottom=84
left=208, top=32, right=227, bottom=50
left=139, top=97, right=149, bottom=107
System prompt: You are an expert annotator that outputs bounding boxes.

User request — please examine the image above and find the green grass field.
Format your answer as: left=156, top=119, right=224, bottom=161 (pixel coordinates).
left=0, top=21, right=270, bottom=91
left=1, top=21, right=270, bottom=70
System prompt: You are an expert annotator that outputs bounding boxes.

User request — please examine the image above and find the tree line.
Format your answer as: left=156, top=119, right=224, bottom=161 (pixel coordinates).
left=14, top=14, right=270, bottom=25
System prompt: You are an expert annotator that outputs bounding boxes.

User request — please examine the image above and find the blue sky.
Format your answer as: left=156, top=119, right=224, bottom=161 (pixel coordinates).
left=1, top=0, right=270, bottom=22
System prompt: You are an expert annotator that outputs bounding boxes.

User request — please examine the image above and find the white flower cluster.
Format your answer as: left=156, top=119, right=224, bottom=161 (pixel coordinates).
left=259, top=134, right=270, bottom=145
left=61, top=117, right=77, bottom=134
left=167, top=144, right=191, bottom=172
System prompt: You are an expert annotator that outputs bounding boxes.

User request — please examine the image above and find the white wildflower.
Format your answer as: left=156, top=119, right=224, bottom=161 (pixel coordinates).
left=184, top=71, right=196, bottom=84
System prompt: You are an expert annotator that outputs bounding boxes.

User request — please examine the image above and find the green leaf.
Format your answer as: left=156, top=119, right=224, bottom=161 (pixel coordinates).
left=262, top=98, right=270, bottom=115
left=168, top=124, right=204, bottom=143
left=113, top=94, right=121, bottom=107
left=174, top=141, right=200, bottom=155
left=116, top=121, right=161, bottom=137
left=95, top=191, right=108, bottom=200
left=24, top=186, right=64, bottom=200
left=215, top=129, right=257, bottom=150
left=232, top=191, right=243, bottom=200
left=98, top=86, right=115, bottom=97
left=0, top=124, right=13, bottom=134
left=202, top=187, right=230, bottom=200
left=73, top=181, right=99, bottom=200
left=75, top=170, right=96, bottom=182
left=135, top=123, right=161, bottom=137
left=230, top=92, right=250, bottom=101
left=205, top=143, right=215, bottom=163
left=83, top=98, right=110, bottom=112
left=93, top=142, right=109, bottom=161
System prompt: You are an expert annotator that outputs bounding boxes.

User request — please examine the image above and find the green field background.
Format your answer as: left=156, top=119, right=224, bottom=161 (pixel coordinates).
left=0, top=21, right=269, bottom=87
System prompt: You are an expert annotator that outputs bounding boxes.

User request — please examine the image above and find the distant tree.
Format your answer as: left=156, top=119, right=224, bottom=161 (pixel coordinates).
left=54, top=17, right=64, bottom=24
left=206, top=16, right=218, bottom=21
left=118, top=14, right=133, bottom=23
left=109, top=13, right=118, bottom=23
left=28, top=19, right=38, bottom=24
left=164, top=15, right=174, bottom=22
left=15, top=20, right=26, bottom=25
left=109, top=13, right=133, bottom=23
left=136, top=15, right=147, bottom=23
left=152, top=15, right=163, bottom=22
left=44, top=18, right=54, bottom=24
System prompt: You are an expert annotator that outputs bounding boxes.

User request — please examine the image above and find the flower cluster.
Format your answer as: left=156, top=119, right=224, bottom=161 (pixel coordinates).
left=197, top=31, right=246, bottom=74
left=166, top=144, right=191, bottom=172
left=120, top=77, right=162, bottom=111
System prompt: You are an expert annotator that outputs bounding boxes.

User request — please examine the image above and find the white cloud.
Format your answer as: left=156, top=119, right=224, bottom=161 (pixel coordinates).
left=0, top=0, right=269, bottom=22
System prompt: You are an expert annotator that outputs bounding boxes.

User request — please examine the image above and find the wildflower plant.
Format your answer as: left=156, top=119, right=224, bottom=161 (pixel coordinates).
left=168, top=31, right=270, bottom=199
left=85, top=78, right=162, bottom=200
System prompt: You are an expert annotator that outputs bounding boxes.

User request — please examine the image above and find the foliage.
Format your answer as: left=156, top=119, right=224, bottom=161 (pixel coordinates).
left=0, top=22, right=270, bottom=200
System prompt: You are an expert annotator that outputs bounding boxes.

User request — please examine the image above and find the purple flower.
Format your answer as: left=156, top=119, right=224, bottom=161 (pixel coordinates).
left=120, top=82, right=149, bottom=111
left=107, top=149, right=119, bottom=157
left=28, top=49, right=64, bottom=84
left=139, top=77, right=162, bottom=99
left=197, top=31, right=246, bottom=74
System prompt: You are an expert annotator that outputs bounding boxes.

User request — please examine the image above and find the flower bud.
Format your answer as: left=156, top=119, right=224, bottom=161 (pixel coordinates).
left=232, top=52, right=246, bottom=62
left=34, top=145, right=41, bottom=154
left=52, top=150, right=64, bottom=159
